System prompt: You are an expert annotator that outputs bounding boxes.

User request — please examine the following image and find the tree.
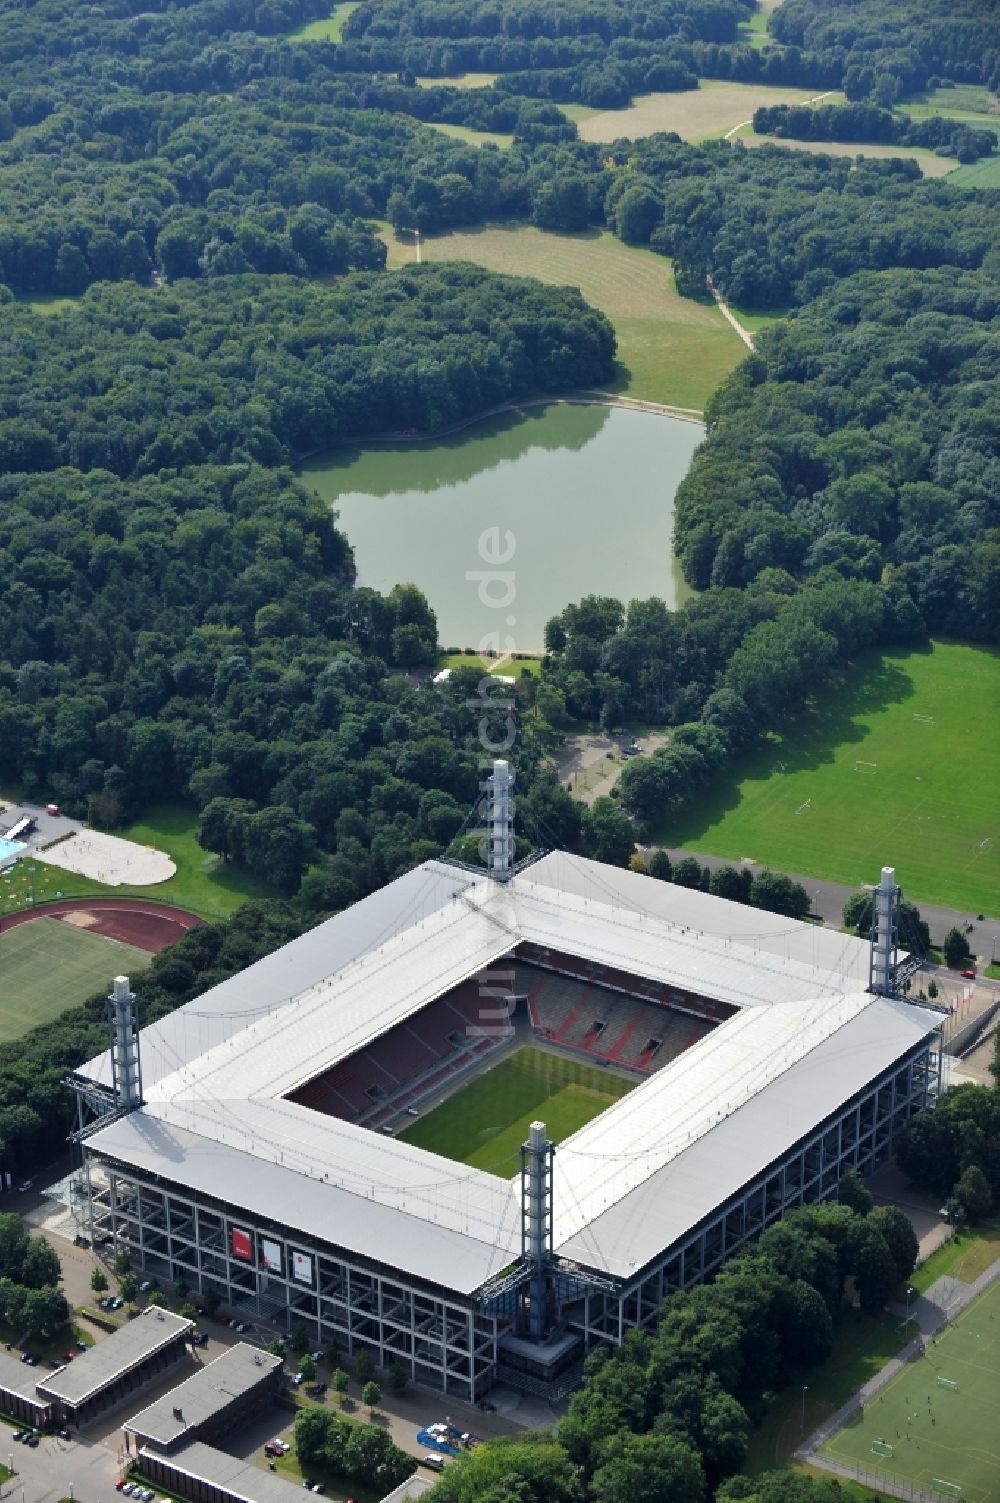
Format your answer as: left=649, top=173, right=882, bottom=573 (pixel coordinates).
left=293, top=1407, right=331, bottom=1468
left=847, top=1223, right=897, bottom=1312
left=362, top=1379, right=381, bottom=1413
left=353, top=1348, right=374, bottom=1382
left=119, top=1272, right=138, bottom=1304
left=148, top=1289, right=166, bottom=1307
left=333, top=1367, right=350, bottom=1407
left=867, top=1205, right=919, bottom=1284
left=20, top=1237, right=60, bottom=1289
left=290, top=1320, right=309, bottom=1354
left=749, top=870, right=811, bottom=920
left=24, top=1286, right=69, bottom=1336
left=429, top=1437, right=583, bottom=1503
left=648, top=849, right=672, bottom=882
left=91, top=1268, right=109, bottom=1293
left=838, top=1171, right=873, bottom=1216
left=298, top=1353, right=317, bottom=1382
left=582, top=798, right=635, bottom=867
left=943, top=927, right=972, bottom=968
left=672, top=857, right=705, bottom=890
left=954, top=1164, right=992, bottom=1222
left=268, top=1337, right=287, bottom=1358
left=344, top=1423, right=415, bottom=1490
left=386, top=1360, right=408, bottom=1392
left=591, top=1432, right=706, bottom=1503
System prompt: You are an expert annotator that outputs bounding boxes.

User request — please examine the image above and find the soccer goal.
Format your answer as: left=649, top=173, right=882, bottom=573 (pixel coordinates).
left=871, top=1441, right=894, bottom=1458
left=912, top=714, right=935, bottom=724
left=933, top=1482, right=962, bottom=1500
left=936, top=1376, right=959, bottom=1392
left=855, top=760, right=877, bottom=774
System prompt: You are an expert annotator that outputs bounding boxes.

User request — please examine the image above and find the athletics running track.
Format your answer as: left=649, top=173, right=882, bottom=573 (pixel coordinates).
left=0, top=896, right=201, bottom=952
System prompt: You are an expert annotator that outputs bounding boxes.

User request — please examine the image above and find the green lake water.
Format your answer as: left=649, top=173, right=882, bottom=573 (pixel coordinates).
left=299, top=402, right=702, bottom=648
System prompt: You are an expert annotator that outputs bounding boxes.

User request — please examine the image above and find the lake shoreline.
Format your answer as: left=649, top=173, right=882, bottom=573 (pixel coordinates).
left=294, top=389, right=704, bottom=464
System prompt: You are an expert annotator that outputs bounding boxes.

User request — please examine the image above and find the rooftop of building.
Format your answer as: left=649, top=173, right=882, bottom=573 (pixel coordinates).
left=125, top=1343, right=281, bottom=1448
left=139, top=1441, right=313, bottom=1503
left=36, top=1308, right=193, bottom=1407
left=0, top=1349, right=53, bottom=1408
left=80, top=853, right=940, bottom=1293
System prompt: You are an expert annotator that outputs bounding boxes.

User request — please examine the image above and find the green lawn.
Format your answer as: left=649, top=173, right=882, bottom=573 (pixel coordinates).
left=383, top=223, right=746, bottom=410
left=423, top=120, right=513, bottom=149
left=15, top=293, right=83, bottom=316
left=398, top=1046, right=633, bottom=1176
left=285, top=2, right=359, bottom=41
left=949, top=156, right=1000, bottom=189
left=436, top=651, right=542, bottom=676
left=661, top=642, right=1000, bottom=917
left=0, top=917, right=151, bottom=1039
left=569, top=81, right=846, bottom=145
left=819, top=1279, right=1000, bottom=1503
left=0, top=802, right=274, bottom=922
left=911, top=1224, right=1000, bottom=1295
left=746, top=1310, right=909, bottom=1474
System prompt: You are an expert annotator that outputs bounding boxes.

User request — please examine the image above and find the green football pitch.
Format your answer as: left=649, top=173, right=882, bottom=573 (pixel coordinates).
left=0, top=917, right=151, bottom=1042
left=397, top=1046, right=634, bottom=1176
left=819, top=1277, right=1000, bottom=1503
left=663, top=641, right=999, bottom=916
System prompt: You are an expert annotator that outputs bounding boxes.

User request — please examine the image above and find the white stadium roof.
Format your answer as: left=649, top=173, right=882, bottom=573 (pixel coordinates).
left=81, top=853, right=940, bottom=1293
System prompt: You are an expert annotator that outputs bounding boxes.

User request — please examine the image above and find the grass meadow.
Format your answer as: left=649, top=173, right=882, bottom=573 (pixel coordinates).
left=398, top=1046, right=633, bottom=1176
left=661, top=642, right=1000, bottom=916
left=0, top=918, right=151, bottom=1040
left=569, top=81, right=841, bottom=144
left=737, top=128, right=956, bottom=178
left=285, top=2, right=358, bottom=42
left=818, top=1279, right=1000, bottom=1503
left=423, top=120, right=514, bottom=149
left=384, top=223, right=746, bottom=410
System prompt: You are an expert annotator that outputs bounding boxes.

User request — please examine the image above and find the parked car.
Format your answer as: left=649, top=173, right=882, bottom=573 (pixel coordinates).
left=57, top=1427, right=71, bottom=1440
left=138, top=1280, right=153, bottom=1293
left=46, top=1357, right=63, bottom=1369
left=75, top=1340, right=88, bottom=1351
left=11, top=1432, right=23, bottom=1443
left=17, top=1179, right=32, bottom=1193
left=306, top=1383, right=326, bottom=1398
left=263, top=1443, right=285, bottom=1458
left=109, top=1296, right=124, bottom=1310
left=309, top=1350, right=324, bottom=1362
left=267, top=1439, right=290, bottom=1455
left=25, top=1434, right=39, bottom=1448
left=421, top=1455, right=446, bottom=1472
left=289, top=1372, right=305, bottom=1387
left=62, top=1351, right=76, bottom=1362
left=960, top=968, right=976, bottom=979
left=192, top=1331, right=209, bottom=1347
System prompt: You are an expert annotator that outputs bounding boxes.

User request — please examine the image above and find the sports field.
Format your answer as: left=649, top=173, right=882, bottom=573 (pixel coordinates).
left=0, top=917, right=151, bottom=1041
left=818, top=1278, right=1000, bottom=1503
left=663, top=642, right=999, bottom=916
left=569, top=81, right=841, bottom=144
left=387, top=224, right=745, bottom=410
left=398, top=1046, right=633, bottom=1176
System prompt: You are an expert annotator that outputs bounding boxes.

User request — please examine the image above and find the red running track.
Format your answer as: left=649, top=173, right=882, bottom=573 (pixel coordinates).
left=0, top=896, right=201, bottom=953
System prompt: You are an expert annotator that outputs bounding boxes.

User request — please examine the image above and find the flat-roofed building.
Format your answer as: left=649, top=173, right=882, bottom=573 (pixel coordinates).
left=36, top=1308, right=193, bottom=1427
left=139, top=1442, right=311, bottom=1503
left=0, top=1351, right=54, bottom=1429
left=125, top=1344, right=282, bottom=1454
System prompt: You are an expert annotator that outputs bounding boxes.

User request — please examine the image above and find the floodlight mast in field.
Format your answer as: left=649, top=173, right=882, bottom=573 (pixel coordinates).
left=487, top=758, right=515, bottom=882
left=521, top=1120, right=555, bottom=1340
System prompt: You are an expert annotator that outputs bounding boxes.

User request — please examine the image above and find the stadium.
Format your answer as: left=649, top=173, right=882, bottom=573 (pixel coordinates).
left=71, top=764, right=945, bottom=1402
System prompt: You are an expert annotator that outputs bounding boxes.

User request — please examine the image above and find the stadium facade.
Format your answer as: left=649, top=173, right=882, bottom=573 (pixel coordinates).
left=71, top=771, right=944, bottom=1400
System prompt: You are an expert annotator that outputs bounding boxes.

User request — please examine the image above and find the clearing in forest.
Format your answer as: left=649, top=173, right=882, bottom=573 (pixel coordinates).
left=661, top=642, right=1000, bottom=917
left=569, top=80, right=840, bottom=143
left=285, top=2, right=359, bottom=41
left=385, top=224, right=746, bottom=410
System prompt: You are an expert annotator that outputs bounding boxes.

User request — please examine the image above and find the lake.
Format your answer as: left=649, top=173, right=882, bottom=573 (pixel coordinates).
left=299, top=402, right=702, bottom=649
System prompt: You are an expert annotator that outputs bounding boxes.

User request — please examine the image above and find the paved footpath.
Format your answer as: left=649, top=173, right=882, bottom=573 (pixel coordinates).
left=798, top=1253, right=1000, bottom=1501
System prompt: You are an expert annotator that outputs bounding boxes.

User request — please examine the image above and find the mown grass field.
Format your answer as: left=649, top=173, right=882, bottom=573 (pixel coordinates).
left=819, top=1279, right=1000, bottom=1503
left=737, top=127, right=956, bottom=178
left=950, top=156, right=1000, bottom=189
left=398, top=1046, right=633, bottom=1176
left=285, top=1, right=358, bottom=41
left=384, top=224, right=746, bottom=410
left=0, top=918, right=151, bottom=1040
left=415, top=71, right=498, bottom=90
left=662, top=642, right=1000, bottom=917
left=570, top=81, right=840, bottom=144
left=423, top=119, right=513, bottom=149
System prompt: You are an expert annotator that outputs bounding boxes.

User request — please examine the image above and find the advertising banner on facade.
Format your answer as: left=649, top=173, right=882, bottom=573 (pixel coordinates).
left=292, top=1250, right=313, bottom=1285
left=232, top=1226, right=253, bottom=1261
left=261, top=1237, right=283, bottom=1274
